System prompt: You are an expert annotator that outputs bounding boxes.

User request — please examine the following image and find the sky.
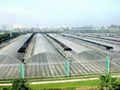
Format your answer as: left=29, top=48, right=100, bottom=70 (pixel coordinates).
left=0, top=0, right=120, bottom=28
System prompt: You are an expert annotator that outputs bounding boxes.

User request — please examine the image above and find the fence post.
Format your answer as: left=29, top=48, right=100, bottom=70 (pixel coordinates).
left=105, top=56, right=110, bottom=72
left=64, top=60, right=69, bottom=76
left=19, top=63, right=25, bottom=79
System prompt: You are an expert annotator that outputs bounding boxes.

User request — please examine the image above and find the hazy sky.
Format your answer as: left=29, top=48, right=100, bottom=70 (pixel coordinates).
left=0, top=0, right=120, bottom=28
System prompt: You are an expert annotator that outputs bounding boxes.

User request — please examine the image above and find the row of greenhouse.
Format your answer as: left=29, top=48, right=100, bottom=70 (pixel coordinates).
left=0, top=33, right=120, bottom=79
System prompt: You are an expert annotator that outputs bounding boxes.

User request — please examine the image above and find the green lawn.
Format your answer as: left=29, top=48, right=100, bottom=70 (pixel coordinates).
left=0, top=86, right=10, bottom=90
left=0, top=72, right=119, bottom=83
left=0, top=73, right=120, bottom=90
left=0, top=80, right=98, bottom=90
left=1, top=78, right=120, bottom=90
left=30, top=80, right=98, bottom=89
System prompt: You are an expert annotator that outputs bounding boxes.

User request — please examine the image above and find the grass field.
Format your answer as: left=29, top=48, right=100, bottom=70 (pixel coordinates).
left=0, top=79, right=98, bottom=90
left=0, top=72, right=119, bottom=83
left=30, top=80, right=98, bottom=89
left=0, top=73, right=120, bottom=90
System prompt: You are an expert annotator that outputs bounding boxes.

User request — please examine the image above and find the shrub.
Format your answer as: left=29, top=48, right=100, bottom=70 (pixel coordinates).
left=98, top=73, right=117, bottom=90
left=10, top=79, right=30, bottom=90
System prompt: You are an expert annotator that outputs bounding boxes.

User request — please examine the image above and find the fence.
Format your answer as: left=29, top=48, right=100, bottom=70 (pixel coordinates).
left=1, top=59, right=120, bottom=80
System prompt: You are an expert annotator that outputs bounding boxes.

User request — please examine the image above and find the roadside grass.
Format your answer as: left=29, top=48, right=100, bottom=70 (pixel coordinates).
left=0, top=72, right=120, bottom=90
left=0, top=77, right=120, bottom=90
left=0, top=73, right=98, bottom=84
left=30, top=80, right=99, bottom=89
left=28, top=72, right=120, bottom=82
left=28, top=74, right=99, bottom=82
left=0, top=79, right=98, bottom=89
left=0, top=72, right=120, bottom=84
left=0, top=86, right=10, bottom=90
left=0, top=80, right=98, bottom=90
left=0, top=80, right=99, bottom=90
left=30, top=77, right=120, bottom=89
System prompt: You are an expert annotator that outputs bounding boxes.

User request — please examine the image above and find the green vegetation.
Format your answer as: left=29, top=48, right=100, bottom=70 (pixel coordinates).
left=0, top=33, right=10, bottom=40
left=1, top=73, right=120, bottom=90
left=27, top=74, right=98, bottom=82
left=98, top=73, right=119, bottom=90
left=10, top=79, right=30, bottom=90
left=98, top=73, right=120, bottom=90
left=0, top=79, right=30, bottom=90
left=0, top=79, right=98, bottom=90
left=0, top=32, right=21, bottom=41
left=30, top=80, right=98, bottom=89
left=0, top=73, right=97, bottom=84
left=0, top=86, right=10, bottom=90
left=0, top=78, right=120, bottom=90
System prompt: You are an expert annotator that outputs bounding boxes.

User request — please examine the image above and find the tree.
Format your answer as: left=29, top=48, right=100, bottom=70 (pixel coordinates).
left=98, top=74, right=117, bottom=90
left=10, top=79, right=30, bottom=90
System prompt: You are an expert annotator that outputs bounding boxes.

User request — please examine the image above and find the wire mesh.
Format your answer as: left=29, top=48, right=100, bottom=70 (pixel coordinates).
left=0, top=55, right=20, bottom=79
left=0, top=51, right=120, bottom=79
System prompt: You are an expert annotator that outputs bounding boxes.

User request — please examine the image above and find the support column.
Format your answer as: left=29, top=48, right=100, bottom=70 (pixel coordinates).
left=64, top=60, right=69, bottom=76
left=105, top=56, right=110, bottom=73
left=19, top=63, right=25, bottom=79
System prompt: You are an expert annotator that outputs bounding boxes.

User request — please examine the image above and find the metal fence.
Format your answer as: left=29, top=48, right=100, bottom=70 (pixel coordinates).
left=0, top=54, right=120, bottom=80
left=0, top=59, right=119, bottom=80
